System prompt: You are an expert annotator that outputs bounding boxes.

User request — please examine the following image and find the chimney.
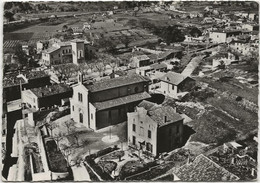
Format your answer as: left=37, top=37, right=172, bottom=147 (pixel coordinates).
left=251, top=168, right=255, bottom=177
left=164, top=116, right=167, bottom=122
left=78, top=71, right=83, bottom=84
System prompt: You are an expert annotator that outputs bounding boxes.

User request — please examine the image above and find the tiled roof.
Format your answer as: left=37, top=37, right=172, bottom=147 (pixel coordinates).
left=150, top=62, right=167, bottom=70
left=138, top=100, right=183, bottom=127
left=3, top=73, right=26, bottom=88
left=147, top=53, right=159, bottom=61
left=30, top=84, right=72, bottom=98
left=148, top=106, right=183, bottom=127
left=138, top=100, right=160, bottom=111
left=70, top=39, right=88, bottom=43
left=160, top=71, right=188, bottom=85
left=92, top=92, right=151, bottom=111
left=56, top=42, right=71, bottom=47
left=212, top=52, right=229, bottom=59
left=42, top=46, right=60, bottom=54
left=22, top=70, right=49, bottom=80
left=158, top=50, right=181, bottom=60
left=131, top=55, right=150, bottom=62
left=173, top=154, right=240, bottom=181
left=84, top=74, right=150, bottom=92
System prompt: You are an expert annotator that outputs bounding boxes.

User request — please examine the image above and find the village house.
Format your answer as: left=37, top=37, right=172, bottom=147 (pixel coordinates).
left=209, top=29, right=250, bottom=43
left=36, top=38, right=61, bottom=53
left=70, top=73, right=151, bottom=131
left=248, top=13, right=258, bottom=21
left=127, top=100, right=184, bottom=156
left=130, top=55, right=150, bottom=68
left=229, top=40, right=258, bottom=55
left=3, top=70, right=51, bottom=102
left=211, top=52, right=237, bottom=68
left=41, top=39, right=91, bottom=66
left=241, top=23, right=259, bottom=32
left=22, top=83, right=72, bottom=111
left=135, top=62, right=167, bottom=76
left=158, top=71, right=196, bottom=99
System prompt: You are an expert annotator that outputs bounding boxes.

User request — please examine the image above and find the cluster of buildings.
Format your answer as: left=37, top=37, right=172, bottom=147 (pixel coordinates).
left=38, top=38, right=93, bottom=66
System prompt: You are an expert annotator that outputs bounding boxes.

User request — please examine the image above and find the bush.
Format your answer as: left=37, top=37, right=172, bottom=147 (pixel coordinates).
left=236, top=96, right=243, bottom=101
left=119, top=160, right=158, bottom=180
left=86, top=156, right=113, bottom=180
left=84, top=146, right=119, bottom=180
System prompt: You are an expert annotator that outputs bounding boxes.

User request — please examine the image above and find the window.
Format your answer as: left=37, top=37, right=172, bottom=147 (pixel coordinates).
left=91, top=113, right=93, bottom=120
left=72, top=105, right=74, bottom=111
left=33, top=98, right=35, bottom=103
left=172, top=85, right=174, bottom=90
left=148, top=130, right=151, bottom=138
left=146, top=142, right=153, bottom=152
left=79, top=113, right=83, bottom=123
left=63, top=50, right=65, bottom=54
left=59, top=54, right=61, bottom=57
left=140, top=127, right=144, bottom=136
left=133, top=136, right=136, bottom=145
left=51, top=55, right=53, bottom=59
left=78, top=93, right=83, bottom=102
left=133, top=124, right=136, bottom=132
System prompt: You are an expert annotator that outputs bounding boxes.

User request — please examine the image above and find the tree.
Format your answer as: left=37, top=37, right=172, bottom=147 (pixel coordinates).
left=77, top=63, right=90, bottom=77
left=53, top=64, right=78, bottom=81
left=97, top=38, right=117, bottom=53
left=160, top=25, right=185, bottom=45
left=60, top=144, right=72, bottom=166
left=62, top=25, right=68, bottom=32
left=70, top=128, right=80, bottom=147
left=4, top=11, right=14, bottom=22
left=109, top=62, right=118, bottom=73
left=95, top=62, right=105, bottom=76
left=189, top=27, right=202, bottom=38
left=121, top=36, right=131, bottom=48
left=46, top=122, right=58, bottom=137
left=63, top=119, right=74, bottom=135
left=14, top=44, right=28, bottom=66
left=53, top=132, right=64, bottom=151
left=4, top=2, right=13, bottom=10
left=217, top=60, right=225, bottom=70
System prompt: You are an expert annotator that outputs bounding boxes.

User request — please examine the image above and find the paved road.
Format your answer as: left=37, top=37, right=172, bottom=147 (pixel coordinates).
left=181, top=55, right=204, bottom=77
left=72, top=165, right=91, bottom=181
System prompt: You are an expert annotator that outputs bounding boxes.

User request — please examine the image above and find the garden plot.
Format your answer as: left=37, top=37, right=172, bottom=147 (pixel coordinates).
left=13, top=22, right=68, bottom=33
left=50, top=115, right=128, bottom=164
